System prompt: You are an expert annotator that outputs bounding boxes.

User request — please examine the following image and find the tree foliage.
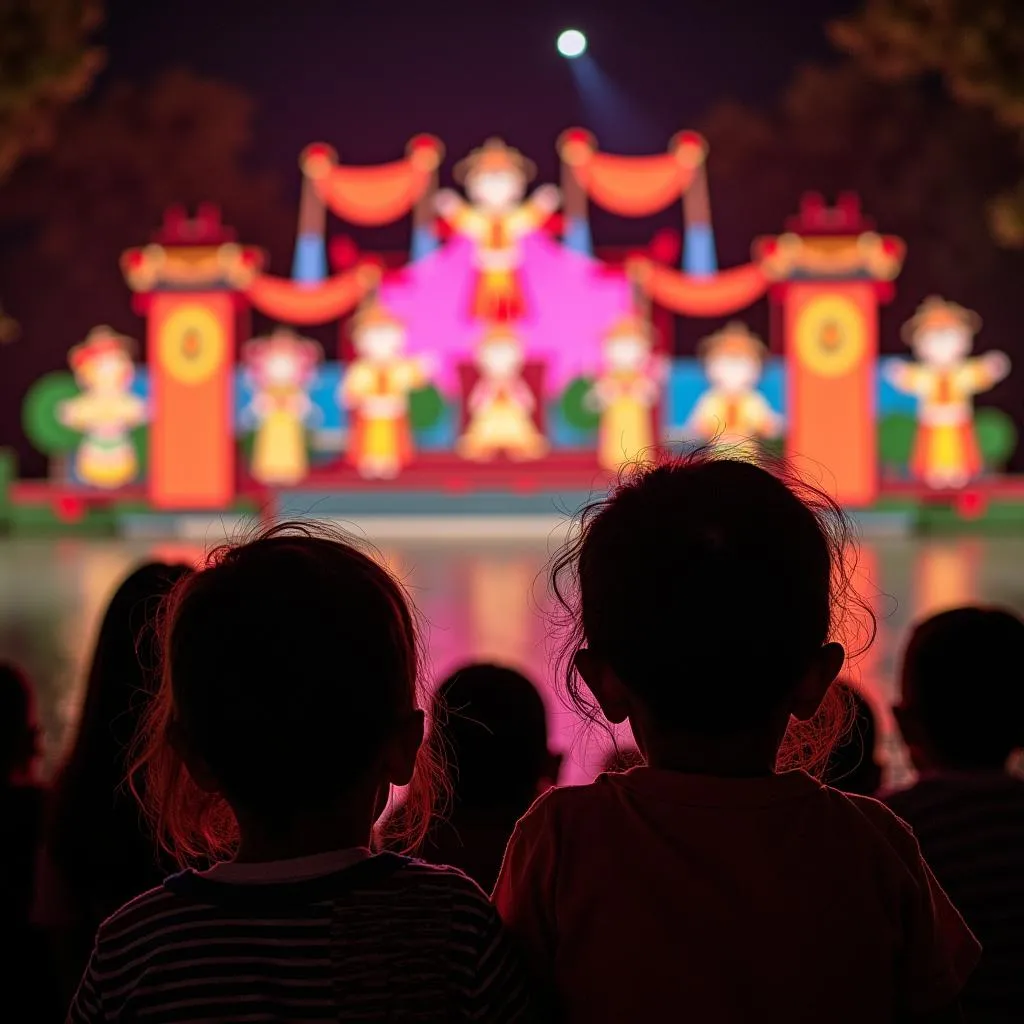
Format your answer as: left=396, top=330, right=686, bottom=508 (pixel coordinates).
left=697, top=62, right=1024, bottom=356
left=832, top=0, right=1024, bottom=244
left=0, top=69, right=295, bottom=475
left=0, top=0, right=104, bottom=180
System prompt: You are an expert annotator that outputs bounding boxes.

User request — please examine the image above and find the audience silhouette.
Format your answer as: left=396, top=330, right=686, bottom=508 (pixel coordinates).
left=888, top=606, right=1024, bottom=1023
left=0, top=663, right=54, bottom=1015
left=6, top=504, right=1020, bottom=1023
left=36, top=562, right=190, bottom=1004
left=411, top=662, right=559, bottom=891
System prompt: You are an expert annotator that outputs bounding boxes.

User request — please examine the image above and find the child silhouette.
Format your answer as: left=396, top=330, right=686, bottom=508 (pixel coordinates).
left=494, top=454, right=978, bottom=1024
left=68, top=524, right=538, bottom=1023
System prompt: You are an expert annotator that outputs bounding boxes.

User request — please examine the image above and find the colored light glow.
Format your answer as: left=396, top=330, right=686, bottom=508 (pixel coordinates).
left=557, top=29, right=587, bottom=58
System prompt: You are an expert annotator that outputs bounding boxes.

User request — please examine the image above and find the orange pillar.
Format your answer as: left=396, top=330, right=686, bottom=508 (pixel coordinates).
left=755, top=194, right=905, bottom=508
left=122, top=206, right=263, bottom=511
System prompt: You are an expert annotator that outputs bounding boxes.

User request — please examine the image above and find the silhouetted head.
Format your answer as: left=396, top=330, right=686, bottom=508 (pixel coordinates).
left=896, top=606, right=1024, bottom=771
left=824, top=681, right=882, bottom=796
left=552, top=452, right=870, bottom=773
left=431, top=663, right=557, bottom=812
left=0, top=663, right=39, bottom=783
left=135, top=523, right=436, bottom=863
left=48, top=561, right=191, bottom=870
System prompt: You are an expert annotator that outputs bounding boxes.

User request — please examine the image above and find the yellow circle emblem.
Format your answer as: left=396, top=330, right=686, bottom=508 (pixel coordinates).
left=795, top=294, right=866, bottom=378
left=159, top=305, right=225, bottom=385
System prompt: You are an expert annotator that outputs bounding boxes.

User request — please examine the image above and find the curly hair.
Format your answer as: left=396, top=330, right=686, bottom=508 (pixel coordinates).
left=549, top=449, right=877, bottom=775
left=132, top=521, right=444, bottom=864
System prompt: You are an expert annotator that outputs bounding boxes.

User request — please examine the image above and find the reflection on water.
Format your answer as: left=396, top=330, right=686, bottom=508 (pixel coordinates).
left=3, top=535, right=1024, bottom=786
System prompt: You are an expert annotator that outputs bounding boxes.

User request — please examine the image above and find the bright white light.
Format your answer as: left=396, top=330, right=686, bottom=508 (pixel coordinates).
left=557, top=29, right=587, bottom=59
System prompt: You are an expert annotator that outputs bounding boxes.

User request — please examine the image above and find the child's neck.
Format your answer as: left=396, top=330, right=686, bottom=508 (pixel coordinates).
left=635, top=718, right=786, bottom=778
left=233, top=808, right=374, bottom=864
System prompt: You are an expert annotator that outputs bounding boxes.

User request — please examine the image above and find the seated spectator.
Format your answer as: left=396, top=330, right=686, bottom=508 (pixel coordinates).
left=494, top=454, right=979, bottom=1023
left=824, top=680, right=882, bottom=796
left=36, top=561, right=191, bottom=1003
left=887, top=606, right=1024, bottom=1023
left=413, top=662, right=560, bottom=891
left=68, top=524, right=537, bottom=1023
left=0, top=663, right=54, bottom=1012
left=602, top=745, right=644, bottom=774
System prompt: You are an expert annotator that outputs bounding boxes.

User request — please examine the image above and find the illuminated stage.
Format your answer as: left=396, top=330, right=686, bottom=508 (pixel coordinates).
left=5, top=130, right=1019, bottom=534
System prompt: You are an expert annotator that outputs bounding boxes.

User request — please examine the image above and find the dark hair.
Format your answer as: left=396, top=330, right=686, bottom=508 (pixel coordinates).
left=901, top=606, right=1024, bottom=768
left=551, top=452, right=873, bottom=772
left=430, top=663, right=549, bottom=809
left=824, top=681, right=881, bottom=796
left=47, top=562, right=191, bottom=897
left=133, top=522, right=440, bottom=863
left=0, top=662, right=34, bottom=780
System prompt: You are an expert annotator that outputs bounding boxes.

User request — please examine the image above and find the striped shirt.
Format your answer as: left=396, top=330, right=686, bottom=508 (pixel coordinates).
left=885, top=771, right=1024, bottom=1023
left=67, top=852, right=538, bottom=1022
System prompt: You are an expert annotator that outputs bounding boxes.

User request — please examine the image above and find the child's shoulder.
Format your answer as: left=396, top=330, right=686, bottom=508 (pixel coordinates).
left=820, top=785, right=929, bottom=871
left=511, top=774, right=628, bottom=835
left=390, top=855, right=495, bottom=902
left=94, top=881, right=181, bottom=948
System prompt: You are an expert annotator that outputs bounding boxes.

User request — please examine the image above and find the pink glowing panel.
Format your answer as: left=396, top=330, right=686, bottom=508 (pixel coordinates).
left=379, top=234, right=633, bottom=392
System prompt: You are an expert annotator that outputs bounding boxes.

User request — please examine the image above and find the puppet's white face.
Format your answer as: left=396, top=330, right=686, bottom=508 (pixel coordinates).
left=467, top=169, right=524, bottom=213
left=479, top=339, right=523, bottom=378
left=606, top=335, right=648, bottom=372
left=707, top=353, right=760, bottom=394
left=86, top=352, right=133, bottom=393
left=915, top=326, right=970, bottom=368
left=264, top=350, right=302, bottom=386
left=357, top=325, right=404, bottom=364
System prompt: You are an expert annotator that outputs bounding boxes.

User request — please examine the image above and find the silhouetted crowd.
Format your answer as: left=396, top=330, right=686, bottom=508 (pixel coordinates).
left=2, top=454, right=1023, bottom=1022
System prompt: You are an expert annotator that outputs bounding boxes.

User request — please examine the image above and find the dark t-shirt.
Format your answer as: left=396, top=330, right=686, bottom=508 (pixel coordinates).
left=886, top=771, right=1024, bottom=1022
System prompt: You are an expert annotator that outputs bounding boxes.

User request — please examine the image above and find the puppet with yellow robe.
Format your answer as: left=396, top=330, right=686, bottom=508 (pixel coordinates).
left=435, top=138, right=560, bottom=323
left=243, top=329, right=321, bottom=486
left=885, top=296, right=1009, bottom=489
left=340, top=301, right=431, bottom=479
left=591, top=315, right=663, bottom=472
left=58, top=327, right=146, bottom=489
left=458, top=326, right=548, bottom=461
left=686, top=322, right=782, bottom=459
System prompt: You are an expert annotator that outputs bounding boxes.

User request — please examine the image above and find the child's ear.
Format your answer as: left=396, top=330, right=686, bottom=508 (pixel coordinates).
left=791, top=642, right=846, bottom=722
left=168, top=719, right=220, bottom=793
left=384, top=709, right=424, bottom=788
left=574, top=649, right=632, bottom=725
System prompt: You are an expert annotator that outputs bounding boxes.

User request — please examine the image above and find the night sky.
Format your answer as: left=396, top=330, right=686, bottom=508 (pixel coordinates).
left=100, top=0, right=858, bottom=198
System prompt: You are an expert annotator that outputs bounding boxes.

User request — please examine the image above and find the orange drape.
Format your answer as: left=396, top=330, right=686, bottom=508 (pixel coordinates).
left=312, top=158, right=432, bottom=226
left=629, top=259, right=769, bottom=316
left=575, top=151, right=699, bottom=217
left=246, top=266, right=377, bottom=325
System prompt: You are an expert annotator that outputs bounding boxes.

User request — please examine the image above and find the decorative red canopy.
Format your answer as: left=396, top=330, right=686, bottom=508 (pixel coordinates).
left=627, top=257, right=769, bottom=316
left=245, top=264, right=380, bottom=325
left=300, top=136, right=444, bottom=227
left=559, top=129, right=707, bottom=218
